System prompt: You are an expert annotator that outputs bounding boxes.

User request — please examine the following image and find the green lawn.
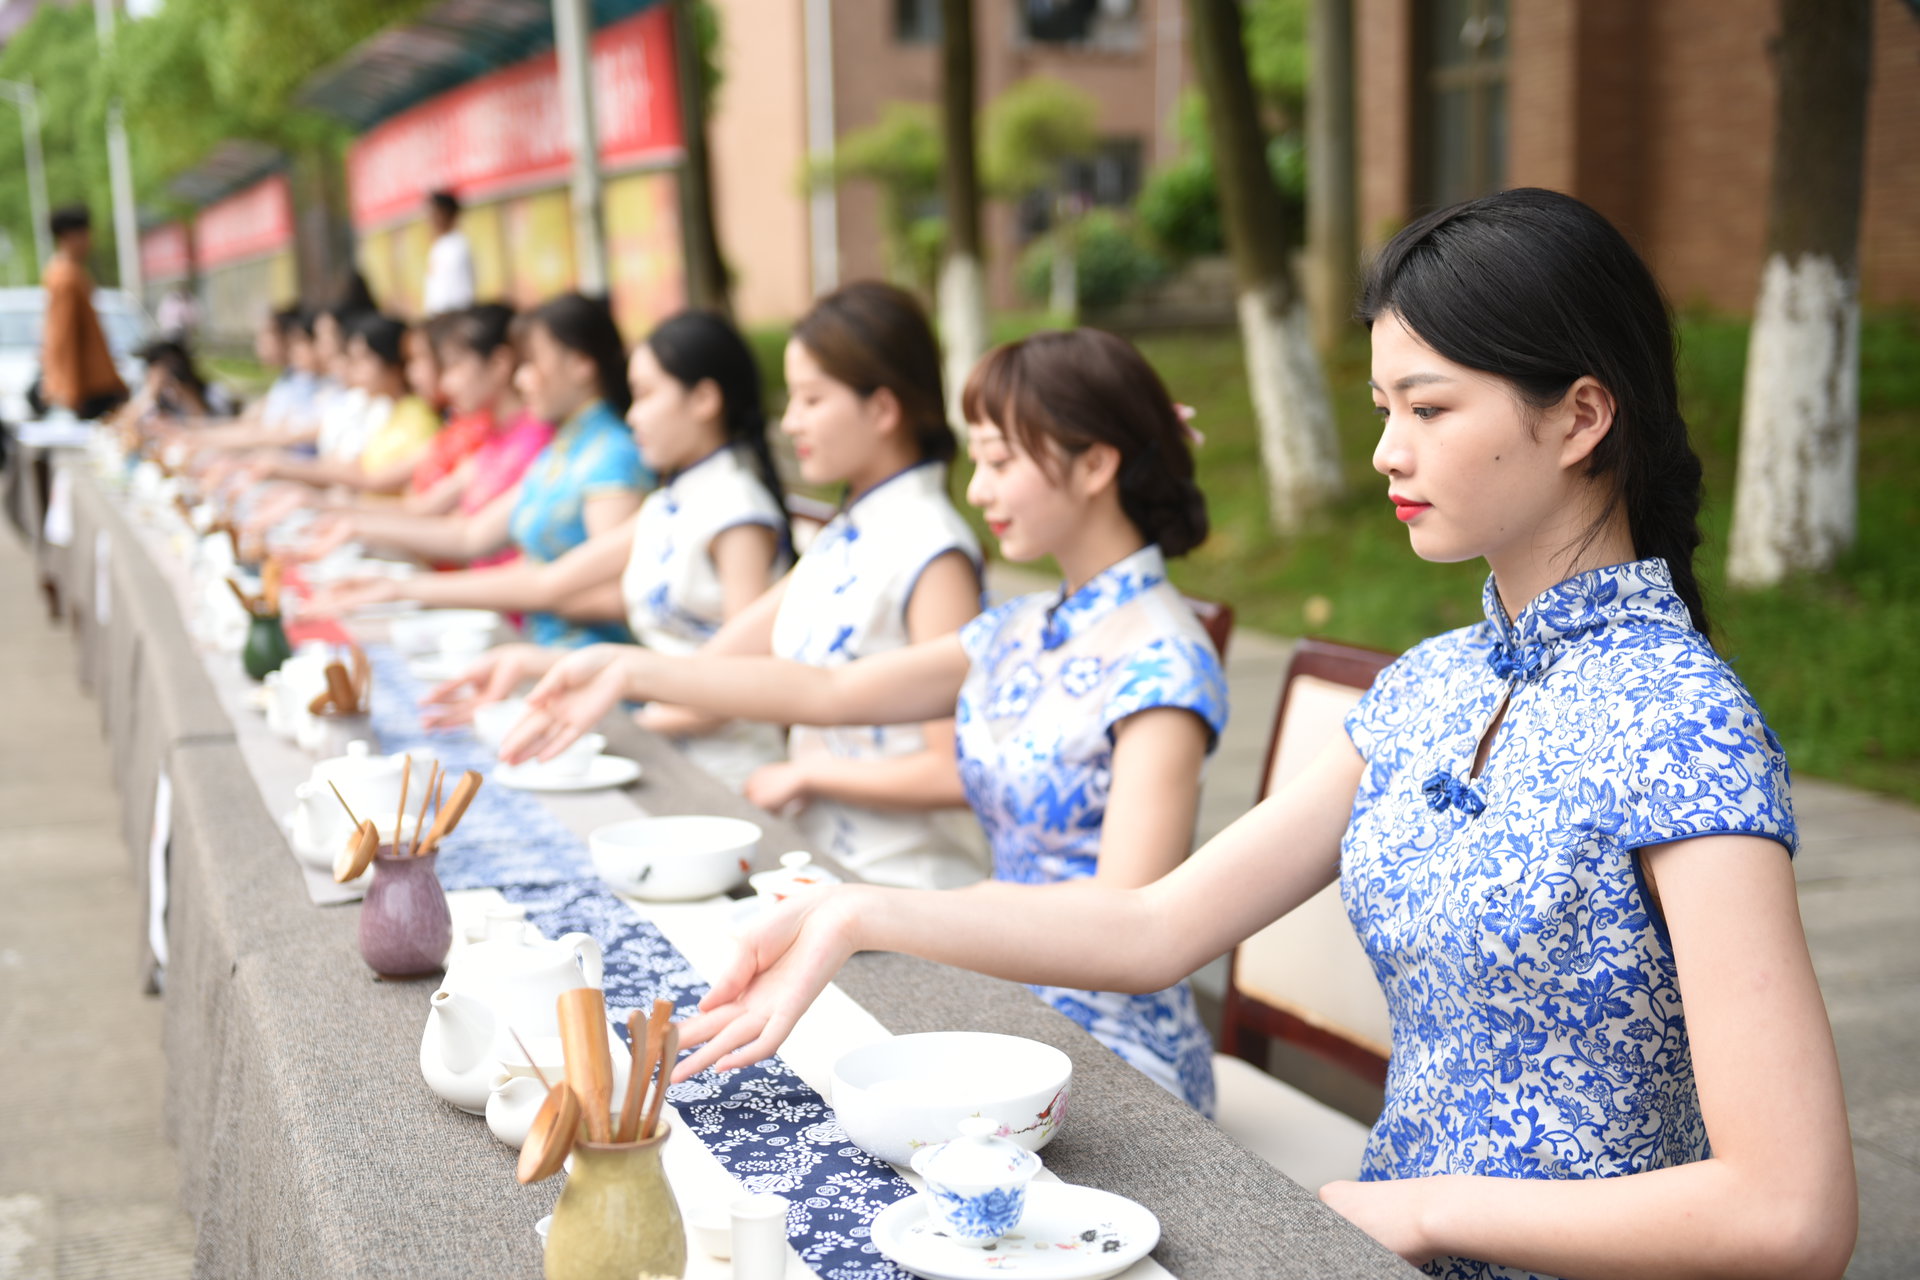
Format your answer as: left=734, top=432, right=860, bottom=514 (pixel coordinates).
left=1127, top=312, right=1920, bottom=804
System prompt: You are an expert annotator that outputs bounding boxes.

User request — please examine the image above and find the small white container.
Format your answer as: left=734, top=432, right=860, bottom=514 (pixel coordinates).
left=589, top=814, right=760, bottom=901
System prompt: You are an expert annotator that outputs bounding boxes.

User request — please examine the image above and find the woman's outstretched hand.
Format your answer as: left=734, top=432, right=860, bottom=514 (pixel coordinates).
left=672, top=887, right=860, bottom=1082
left=419, top=642, right=551, bottom=729
left=303, top=575, right=400, bottom=617
left=496, top=644, right=633, bottom=764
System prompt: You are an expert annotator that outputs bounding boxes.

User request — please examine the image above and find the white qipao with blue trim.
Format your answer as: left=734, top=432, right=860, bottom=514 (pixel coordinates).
left=619, top=444, right=789, bottom=655
left=620, top=444, right=792, bottom=786
left=769, top=462, right=983, bottom=885
left=956, top=545, right=1228, bottom=1114
left=1341, top=558, right=1796, bottom=1280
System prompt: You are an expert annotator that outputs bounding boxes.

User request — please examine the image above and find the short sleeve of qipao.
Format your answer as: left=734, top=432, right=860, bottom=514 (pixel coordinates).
left=1341, top=643, right=1431, bottom=763
left=1623, top=677, right=1798, bottom=858
left=1100, top=635, right=1229, bottom=750
left=959, top=600, right=1021, bottom=667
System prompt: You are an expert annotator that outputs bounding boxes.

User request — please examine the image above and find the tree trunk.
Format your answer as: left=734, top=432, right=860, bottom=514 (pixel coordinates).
left=672, top=0, right=732, bottom=318
left=1726, top=0, right=1871, bottom=588
left=936, top=0, right=986, bottom=424
left=1184, top=0, right=1341, bottom=530
left=288, top=140, right=355, bottom=310
left=1305, top=0, right=1356, bottom=354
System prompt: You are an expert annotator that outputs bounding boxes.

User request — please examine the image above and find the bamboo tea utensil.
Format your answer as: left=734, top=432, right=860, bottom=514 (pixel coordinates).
left=509, top=1028, right=553, bottom=1090
left=326, top=781, right=361, bottom=826
left=615, top=1013, right=652, bottom=1144
left=557, top=988, right=615, bottom=1143
left=307, top=690, right=334, bottom=716
left=349, top=646, right=371, bottom=712
left=323, top=662, right=358, bottom=718
left=393, top=757, right=411, bottom=857
left=262, top=556, right=282, bottom=613
left=642, top=1025, right=677, bottom=1141
left=409, top=761, right=440, bottom=856
left=515, top=1082, right=581, bottom=1184
left=417, top=770, right=482, bottom=855
left=333, top=819, right=379, bottom=883
left=224, top=578, right=258, bottom=616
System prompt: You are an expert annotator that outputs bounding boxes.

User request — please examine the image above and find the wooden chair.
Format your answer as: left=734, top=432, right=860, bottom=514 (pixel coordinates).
left=1208, top=637, right=1397, bottom=1188
left=1182, top=595, right=1235, bottom=662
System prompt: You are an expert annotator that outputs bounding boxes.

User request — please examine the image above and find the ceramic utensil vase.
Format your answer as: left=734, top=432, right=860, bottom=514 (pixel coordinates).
left=242, top=612, right=293, bottom=681
left=544, top=1128, right=686, bottom=1280
left=358, top=849, right=452, bottom=979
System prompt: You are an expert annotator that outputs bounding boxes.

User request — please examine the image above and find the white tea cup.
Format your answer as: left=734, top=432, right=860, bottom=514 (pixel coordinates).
left=531, top=732, right=606, bottom=779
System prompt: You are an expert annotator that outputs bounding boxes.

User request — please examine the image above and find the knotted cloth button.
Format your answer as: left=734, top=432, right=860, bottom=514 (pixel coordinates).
left=1487, top=640, right=1550, bottom=683
left=1422, top=771, right=1486, bottom=817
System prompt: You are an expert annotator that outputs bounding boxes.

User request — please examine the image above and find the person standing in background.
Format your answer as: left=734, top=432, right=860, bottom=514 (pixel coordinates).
left=156, top=280, right=199, bottom=342
left=36, top=206, right=127, bottom=420
left=422, top=190, right=475, bottom=317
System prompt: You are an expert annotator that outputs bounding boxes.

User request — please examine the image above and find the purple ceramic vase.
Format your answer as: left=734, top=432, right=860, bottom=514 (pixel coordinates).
left=359, top=849, right=452, bottom=978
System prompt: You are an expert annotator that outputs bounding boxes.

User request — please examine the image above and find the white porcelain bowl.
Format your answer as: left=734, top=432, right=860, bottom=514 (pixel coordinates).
left=831, top=1032, right=1073, bottom=1168
left=589, top=815, right=761, bottom=901
left=388, top=610, right=502, bottom=657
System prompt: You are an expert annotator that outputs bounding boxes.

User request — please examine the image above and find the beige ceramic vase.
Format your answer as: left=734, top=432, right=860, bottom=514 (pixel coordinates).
left=544, top=1124, right=686, bottom=1280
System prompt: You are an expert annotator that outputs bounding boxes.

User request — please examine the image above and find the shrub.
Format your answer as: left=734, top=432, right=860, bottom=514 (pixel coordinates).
left=1016, top=210, right=1168, bottom=310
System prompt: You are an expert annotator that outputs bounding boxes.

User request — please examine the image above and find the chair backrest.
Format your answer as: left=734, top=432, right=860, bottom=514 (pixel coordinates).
left=1182, top=595, right=1234, bottom=662
left=1219, top=637, right=1397, bottom=1085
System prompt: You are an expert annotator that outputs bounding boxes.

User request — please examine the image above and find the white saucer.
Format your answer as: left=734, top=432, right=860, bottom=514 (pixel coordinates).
left=408, top=654, right=476, bottom=683
left=492, top=755, right=644, bottom=792
left=872, top=1184, right=1159, bottom=1280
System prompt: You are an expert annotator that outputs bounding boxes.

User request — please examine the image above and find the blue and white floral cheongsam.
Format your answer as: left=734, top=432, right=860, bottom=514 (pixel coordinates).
left=1341, top=558, right=1796, bottom=1280
left=507, top=400, right=653, bottom=648
left=619, top=445, right=790, bottom=788
left=956, top=545, right=1229, bottom=1113
left=770, top=462, right=984, bottom=888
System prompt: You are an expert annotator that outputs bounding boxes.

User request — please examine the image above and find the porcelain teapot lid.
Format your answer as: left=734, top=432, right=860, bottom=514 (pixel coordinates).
left=912, top=1117, right=1039, bottom=1185
left=311, top=740, right=398, bottom=781
left=750, top=850, right=842, bottom=897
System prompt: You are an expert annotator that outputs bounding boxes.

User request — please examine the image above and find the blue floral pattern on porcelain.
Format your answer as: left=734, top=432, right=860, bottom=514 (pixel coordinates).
left=910, top=1116, right=1042, bottom=1243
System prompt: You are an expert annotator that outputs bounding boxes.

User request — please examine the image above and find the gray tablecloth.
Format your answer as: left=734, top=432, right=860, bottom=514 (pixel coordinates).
left=45, top=462, right=1415, bottom=1280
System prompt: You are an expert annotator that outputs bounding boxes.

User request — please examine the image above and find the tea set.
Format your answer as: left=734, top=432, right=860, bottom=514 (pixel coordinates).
left=491, top=731, right=643, bottom=792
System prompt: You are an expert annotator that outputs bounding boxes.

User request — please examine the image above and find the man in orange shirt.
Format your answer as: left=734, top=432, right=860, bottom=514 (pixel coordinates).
left=35, top=205, right=127, bottom=419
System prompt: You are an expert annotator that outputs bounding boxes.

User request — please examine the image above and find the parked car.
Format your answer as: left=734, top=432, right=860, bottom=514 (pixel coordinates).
left=0, top=287, right=153, bottom=423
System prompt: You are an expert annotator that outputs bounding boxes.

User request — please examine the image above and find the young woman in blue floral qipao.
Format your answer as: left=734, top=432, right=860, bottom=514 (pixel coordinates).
left=502, top=328, right=1230, bottom=1111
left=614, top=189, right=1856, bottom=1280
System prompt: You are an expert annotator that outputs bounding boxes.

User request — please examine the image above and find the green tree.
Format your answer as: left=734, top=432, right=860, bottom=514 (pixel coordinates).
left=980, top=77, right=1099, bottom=323
left=814, top=104, right=945, bottom=295
left=0, top=6, right=117, bottom=284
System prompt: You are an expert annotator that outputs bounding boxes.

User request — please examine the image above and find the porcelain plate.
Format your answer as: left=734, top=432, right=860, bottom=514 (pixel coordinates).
left=492, top=755, right=643, bottom=793
left=872, top=1183, right=1159, bottom=1280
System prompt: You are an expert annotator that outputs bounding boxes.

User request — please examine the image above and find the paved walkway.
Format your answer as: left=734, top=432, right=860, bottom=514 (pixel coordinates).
left=0, top=531, right=194, bottom=1279
left=0, top=542, right=1908, bottom=1276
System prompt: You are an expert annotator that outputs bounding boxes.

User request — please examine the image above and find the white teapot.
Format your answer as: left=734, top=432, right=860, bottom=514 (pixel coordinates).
left=419, top=918, right=605, bottom=1114
left=288, top=742, right=418, bottom=860
left=484, top=1031, right=631, bottom=1148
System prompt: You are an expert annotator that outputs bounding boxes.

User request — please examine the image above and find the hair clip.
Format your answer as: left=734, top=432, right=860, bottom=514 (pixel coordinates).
left=1174, top=403, right=1204, bottom=447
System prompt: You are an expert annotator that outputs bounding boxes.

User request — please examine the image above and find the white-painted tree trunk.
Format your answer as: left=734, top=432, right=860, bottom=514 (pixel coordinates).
left=1727, top=252, right=1859, bottom=587
left=1238, top=280, right=1343, bottom=530
left=1049, top=228, right=1077, bottom=323
left=937, top=250, right=988, bottom=428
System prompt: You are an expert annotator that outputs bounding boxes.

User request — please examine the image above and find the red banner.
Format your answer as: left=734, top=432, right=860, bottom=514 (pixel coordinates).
left=140, top=222, right=191, bottom=281
left=197, top=176, right=294, bottom=269
left=346, top=7, right=683, bottom=230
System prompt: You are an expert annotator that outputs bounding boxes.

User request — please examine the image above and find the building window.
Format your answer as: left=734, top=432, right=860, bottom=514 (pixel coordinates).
left=896, top=0, right=941, bottom=43
left=1416, top=0, right=1508, bottom=210
left=1017, top=0, right=1140, bottom=50
left=1015, top=137, right=1145, bottom=240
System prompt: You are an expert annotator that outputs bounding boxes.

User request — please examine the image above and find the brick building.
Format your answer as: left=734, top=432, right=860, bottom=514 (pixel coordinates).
left=1355, top=0, right=1920, bottom=312
left=706, top=0, right=1188, bottom=324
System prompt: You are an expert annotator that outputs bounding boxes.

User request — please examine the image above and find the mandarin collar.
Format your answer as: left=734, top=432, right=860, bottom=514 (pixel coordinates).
left=1480, top=557, right=1693, bottom=684
left=1041, top=544, right=1167, bottom=651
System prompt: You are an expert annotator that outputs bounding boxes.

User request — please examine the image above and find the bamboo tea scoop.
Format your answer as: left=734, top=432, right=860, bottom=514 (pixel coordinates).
left=642, top=1025, right=677, bottom=1141
left=515, top=1082, right=580, bottom=1184
left=616, top=1001, right=672, bottom=1144
left=323, top=662, right=358, bottom=719
left=417, top=770, right=482, bottom=855
left=557, top=988, right=615, bottom=1144
left=333, top=819, right=379, bottom=884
